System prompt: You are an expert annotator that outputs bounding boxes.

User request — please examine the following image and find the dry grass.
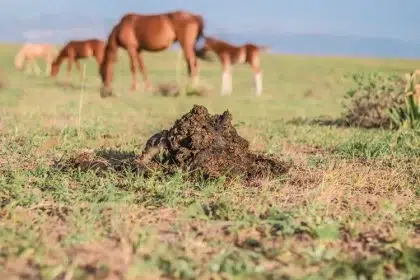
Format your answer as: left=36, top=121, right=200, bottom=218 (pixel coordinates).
left=0, top=67, right=8, bottom=90
left=0, top=43, right=419, bottom=279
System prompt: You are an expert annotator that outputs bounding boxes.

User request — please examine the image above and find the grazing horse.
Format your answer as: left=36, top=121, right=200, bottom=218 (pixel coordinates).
left=14, top=43, right=57, bottom=76
left=196, top=36, right=269, bottom=96
left=51, top=39, right=105, bottom=83
left=99, top=10, right=211, bottom=97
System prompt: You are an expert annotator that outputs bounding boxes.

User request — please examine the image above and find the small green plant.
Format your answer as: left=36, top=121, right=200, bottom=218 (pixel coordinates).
left=388, top=71, right=420, bottom=129
left=342, top=72, right=406, bottom=128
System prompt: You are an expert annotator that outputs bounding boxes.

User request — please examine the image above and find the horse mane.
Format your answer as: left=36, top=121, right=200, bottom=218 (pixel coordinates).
left=99, top=24, right=120, bottom=84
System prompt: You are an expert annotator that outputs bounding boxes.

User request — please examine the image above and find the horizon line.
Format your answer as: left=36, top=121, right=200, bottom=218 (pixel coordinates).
left=0, top=40, right=419, bottom=61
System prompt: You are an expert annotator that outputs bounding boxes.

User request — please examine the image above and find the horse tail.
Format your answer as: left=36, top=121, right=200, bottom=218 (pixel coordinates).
left=195, top=15, right=205, bottom=41
left=194, top=15, right=212, bottom=61
left=14, top=47, right=26, bottom=71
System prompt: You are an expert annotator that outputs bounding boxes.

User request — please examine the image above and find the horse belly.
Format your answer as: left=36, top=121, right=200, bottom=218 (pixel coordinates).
left=85, top=48, right=93, bottom=57
left=236, top=49, right=246, bottom=64
left=137, top=21, right=176, bottom=51
left=142, top=38, right=174, bottom=52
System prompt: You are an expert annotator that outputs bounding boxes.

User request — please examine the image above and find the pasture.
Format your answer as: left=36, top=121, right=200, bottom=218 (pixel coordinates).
left=1, top=42, right=420, bottom=279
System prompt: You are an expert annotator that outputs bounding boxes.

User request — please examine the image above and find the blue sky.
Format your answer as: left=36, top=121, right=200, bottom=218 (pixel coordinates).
left=1, top=0, right=419, bottom=42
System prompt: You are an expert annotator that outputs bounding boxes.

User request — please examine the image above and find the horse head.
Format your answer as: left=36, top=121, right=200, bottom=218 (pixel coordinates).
left=50, top=59, right=60, bottom=77
left=194, top=36, right=214, bottom=62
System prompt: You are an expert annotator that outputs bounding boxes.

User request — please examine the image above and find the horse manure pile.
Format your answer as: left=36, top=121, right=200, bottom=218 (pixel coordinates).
left=58, top=105, right=290, bottom=183
left=137, top=105, right=290, bottom=181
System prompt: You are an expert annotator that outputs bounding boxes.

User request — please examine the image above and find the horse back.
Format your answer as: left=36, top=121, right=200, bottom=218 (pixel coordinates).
left=64, top=39, right=104, bottom=58
left=116, top=14, right=176, bottom=49
left=120, top=11, right=201, bottom=41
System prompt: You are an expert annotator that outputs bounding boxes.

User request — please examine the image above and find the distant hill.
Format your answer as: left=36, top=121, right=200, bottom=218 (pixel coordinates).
left=1, top=15, right=419, bottom=59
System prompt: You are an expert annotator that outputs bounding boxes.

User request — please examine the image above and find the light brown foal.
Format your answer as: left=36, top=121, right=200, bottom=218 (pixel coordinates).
left=197, top=36, right=269, bottom=96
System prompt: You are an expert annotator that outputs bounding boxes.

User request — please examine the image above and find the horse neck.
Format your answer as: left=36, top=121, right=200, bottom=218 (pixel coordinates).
left=207, top=39, right=226, bottom=53
left=100, top=25, right=120, bottom=87
left=52, top=50, right=66, bottom=66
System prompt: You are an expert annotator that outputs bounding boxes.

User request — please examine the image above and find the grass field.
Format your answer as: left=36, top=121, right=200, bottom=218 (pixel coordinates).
left=1, top=42, right=420, bottom=279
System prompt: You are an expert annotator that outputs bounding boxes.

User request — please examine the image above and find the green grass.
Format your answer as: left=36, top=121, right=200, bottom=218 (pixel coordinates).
left=1, top=43, right=420, bottom=279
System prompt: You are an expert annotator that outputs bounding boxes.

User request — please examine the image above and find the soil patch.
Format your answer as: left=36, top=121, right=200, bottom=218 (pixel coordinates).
left=56, top=149, right=137, bottom=174
left=136, top=105, right=290, bottom=181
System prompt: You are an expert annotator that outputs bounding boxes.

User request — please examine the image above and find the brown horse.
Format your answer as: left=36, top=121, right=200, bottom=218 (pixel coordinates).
left=14, top=43, right=57, bottom=76
left=196, top=36, right=269, bottom=96
left=99, top=10, right=211, bottom=97
left=51, top=39, right=105, bottom=83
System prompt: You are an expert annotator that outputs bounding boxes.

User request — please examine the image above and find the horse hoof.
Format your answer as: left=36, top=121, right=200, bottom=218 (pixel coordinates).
left=144, top=84, right=153, bottom=92
left=100, top=87, right=113, bottom=98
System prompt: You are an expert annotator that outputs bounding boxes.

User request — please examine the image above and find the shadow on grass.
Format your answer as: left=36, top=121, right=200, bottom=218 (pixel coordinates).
left=286, top=115, right=351, bottom=128
left=29, top=78, right=97, bottom=91
left=286, top=115, right=394, bottom=130
left=54, top=148, right=139, bottom=174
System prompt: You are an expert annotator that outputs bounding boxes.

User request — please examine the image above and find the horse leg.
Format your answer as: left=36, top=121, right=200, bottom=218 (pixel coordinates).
left=136, top=52, right=152, bottom=91
left=249, top=51, right=262, bottom=96
left=195, top=59, right=200, bottom=84
left=23, top=58, right=31, bottom=74
left=66, top=59, right=73, bottom=85
left=126, top=48, right=140, bottom=92
left=32, top=59, right=41, bottom=76
left=251, top=64, right=262, bottom=97
left=220, top=57, right=232, bottom=96
left=45, top=59, right=51, bottom=76
left=184, top=57, right=200, bottom=87
left=24, top=62, right=30, bottom=74
left=74, top=60, right=84, bottom=81
left=179, top=40, right=199, bottom=87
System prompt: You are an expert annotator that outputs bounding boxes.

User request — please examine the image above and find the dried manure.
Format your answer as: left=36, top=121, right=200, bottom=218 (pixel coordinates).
left=137, top=105, right=290, bottom=181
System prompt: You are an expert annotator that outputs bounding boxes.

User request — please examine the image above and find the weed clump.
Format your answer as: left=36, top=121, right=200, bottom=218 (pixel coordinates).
left=388, top=71, right=420, bottom=129
left=342, top=72, right=406, bottom=128
left=137, top=105, right=290, bottom=182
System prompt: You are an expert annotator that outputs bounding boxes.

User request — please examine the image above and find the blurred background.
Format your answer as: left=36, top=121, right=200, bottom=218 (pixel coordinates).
left=1, top=0, right=420, bottom=58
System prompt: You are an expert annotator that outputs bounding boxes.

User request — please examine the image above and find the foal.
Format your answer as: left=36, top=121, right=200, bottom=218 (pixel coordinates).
left=197, top=36, right=269, bottom=96
left=51, top=39, right=105, bottom=83
left=14, top=43, right=57, bottom=76
left=99, top=10, right=211, bottom=97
